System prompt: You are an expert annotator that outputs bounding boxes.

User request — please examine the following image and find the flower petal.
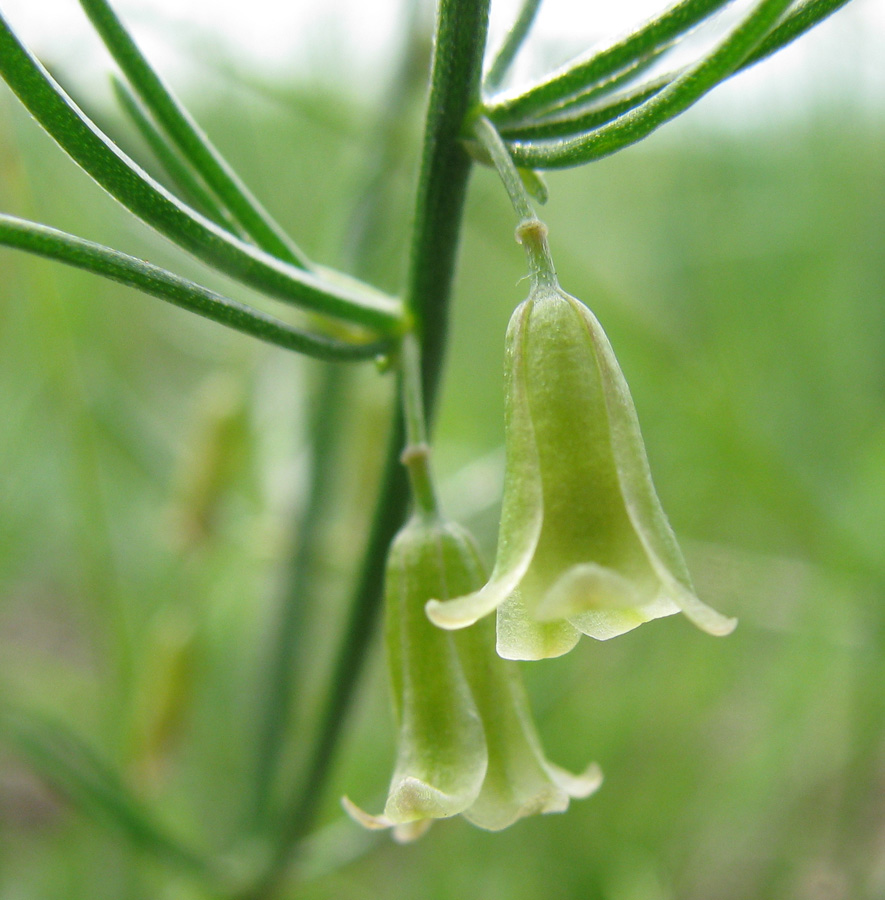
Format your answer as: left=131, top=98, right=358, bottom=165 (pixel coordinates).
left=384, top=774, right=481, bottom=823
left=457, top=617, right=600, bottom=830
left=568, top=592, right=680, bottom=641
left=660, top=575, right=737, bottom=636
left=496, top=592, right=581, bottom=661
left=341, top=796, right=433, bottom=844
left=542, top=760, right=604, bottom=801
left=427, top=300, right=543, bottom=631
left=341, top=796, right=396, bottom=831
left=571, top=295, right=736, bottom=637
left=534, top=562, right=650, bottom=620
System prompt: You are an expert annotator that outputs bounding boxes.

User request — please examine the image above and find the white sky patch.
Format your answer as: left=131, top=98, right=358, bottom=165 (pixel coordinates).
left=1, top=0, right=882, bottom=121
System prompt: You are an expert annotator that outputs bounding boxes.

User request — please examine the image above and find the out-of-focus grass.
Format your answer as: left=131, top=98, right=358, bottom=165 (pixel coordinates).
left=1, top=54, right=884, bottom=899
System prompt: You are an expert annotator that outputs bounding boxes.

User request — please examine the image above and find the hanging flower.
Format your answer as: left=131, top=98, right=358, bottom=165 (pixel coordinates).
left=344, top=511, right=599, bottom=840
left=426, top=220, right=736, bottom=660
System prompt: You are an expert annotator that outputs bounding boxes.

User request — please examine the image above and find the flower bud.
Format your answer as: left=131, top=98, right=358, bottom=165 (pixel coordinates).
left=427, top=225, right=735, bottom=660
left=344, top=513, right=599, bottom=839
left=344, top=515, right=488, bottom=841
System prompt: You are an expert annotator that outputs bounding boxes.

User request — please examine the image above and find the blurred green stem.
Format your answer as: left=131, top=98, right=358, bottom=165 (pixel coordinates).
left=249, top=362, right=347, bottom=825
left=248, top=0, right=429, bottom=833
left=249, top=0, right=490, bottom=894
left=484, top=0, right=542, bottom=93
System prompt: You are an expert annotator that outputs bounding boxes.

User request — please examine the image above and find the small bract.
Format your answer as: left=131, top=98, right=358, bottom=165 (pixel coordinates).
left=427, top=220, right=736, bottom=660
left=344, top=512, right=599, bottom=840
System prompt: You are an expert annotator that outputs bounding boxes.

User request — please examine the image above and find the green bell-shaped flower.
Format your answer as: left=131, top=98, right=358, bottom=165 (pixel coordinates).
left=344, top=515, right=487, bottom=841
left=427, top=220, right=735, bottom=660
left=344, top=507, right=599, bottom=840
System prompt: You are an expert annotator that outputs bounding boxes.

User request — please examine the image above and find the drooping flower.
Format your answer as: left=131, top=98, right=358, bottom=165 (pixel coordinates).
left=343, top=510, right=599, bottom=840
left=456, top=613, right=601, bottom=831
left=426, top=220, right=736, bottom=660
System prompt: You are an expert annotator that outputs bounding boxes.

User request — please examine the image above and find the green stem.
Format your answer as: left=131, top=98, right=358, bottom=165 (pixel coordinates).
left=247, top=0, right=431, bottom=832
left=400, top=334, right=440, bottom=519
left=251, top=0, right=491, bottom=894
left=249, top=363, right=349, bottom=830
left=516, top=219, right=558, bottom=290
left=473, top=116, right=535, bottom=221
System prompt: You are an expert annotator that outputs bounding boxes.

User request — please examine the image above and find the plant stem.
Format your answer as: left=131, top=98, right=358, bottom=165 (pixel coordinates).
left=249, top=363, right=347, bottom=826
left=250, top=0, right=491, bottom=894
left=400, top=334, right=440, bottom=519
left=248, top=0, right=430, bottom=834
left=473, top=116, right=535, bottom=221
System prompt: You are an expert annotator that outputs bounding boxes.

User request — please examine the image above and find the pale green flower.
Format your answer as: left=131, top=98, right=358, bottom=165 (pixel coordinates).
left=427, top=222, right=736, bottom=660
left=344, top=513, right=599, bottom=841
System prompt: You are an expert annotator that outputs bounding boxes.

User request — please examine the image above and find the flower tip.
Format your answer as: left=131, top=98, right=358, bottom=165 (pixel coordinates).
left=424, top=582, right=507, bottom=631
left=568, top=762, right=604, bottom=799
left=706, top=613, right=738, bottom=637
left=341, top=796, right=432, bottom=843
left=424, top=597, right=477, bottom=630
left=341, top=795, right=393, bottom=831
left=669, top=582, right=738, bottom=637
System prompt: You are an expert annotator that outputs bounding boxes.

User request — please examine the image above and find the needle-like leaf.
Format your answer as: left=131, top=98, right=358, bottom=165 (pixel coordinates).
left=500, top=0, right=795, bottom=169
left=78, top=0, right=308, bottom=268
left=0, top=214, right=392, bottom=361
left=492, top=0, right=855, bottom=149
left=111, top=77, right=240, bottom=234
left=484, top=0, right=543, bottom=93
left=486, top=0, right=734, bottom=124
left=738, top=0, right=855, bottom=68
left=0, top=12, right=403, bottom=331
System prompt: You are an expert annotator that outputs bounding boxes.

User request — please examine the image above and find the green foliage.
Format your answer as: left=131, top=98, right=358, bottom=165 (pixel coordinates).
left=1, top=1, right=879, bottom=898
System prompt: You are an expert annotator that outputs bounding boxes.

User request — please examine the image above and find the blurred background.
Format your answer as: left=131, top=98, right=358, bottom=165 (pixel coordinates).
left=1, top=0, right=884, bottom=897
